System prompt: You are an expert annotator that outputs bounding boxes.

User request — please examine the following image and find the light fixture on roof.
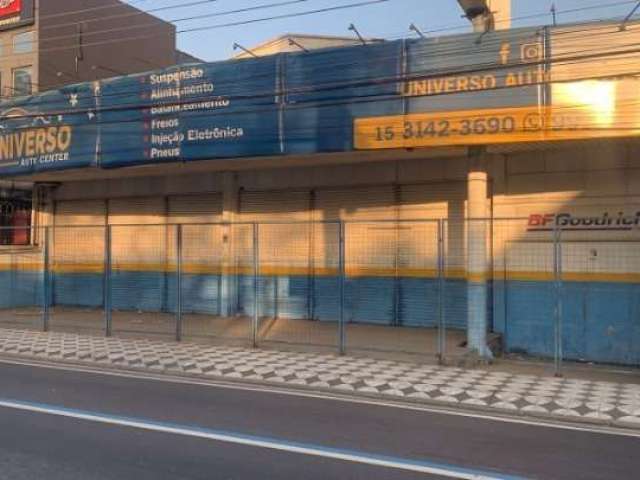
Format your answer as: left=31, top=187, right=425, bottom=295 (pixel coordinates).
left=409, top=23, right=425, bottom=38
left=620, top=1, right=640, bottom=31
left=233, top=43, right=259, bottom=58
left=287, top=38, right=309, bottom=53
left=348, top=23, right=367, bottom=45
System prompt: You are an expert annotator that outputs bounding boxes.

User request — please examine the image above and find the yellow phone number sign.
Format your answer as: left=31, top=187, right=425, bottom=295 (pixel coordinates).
left=354, top=105, right=640, bottom=150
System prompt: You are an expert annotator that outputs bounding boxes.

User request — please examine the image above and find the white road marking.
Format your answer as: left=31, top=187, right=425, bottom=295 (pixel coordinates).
left=0, top=398, right=517, bottom=480
left=1, top=356, right=639, bottom=439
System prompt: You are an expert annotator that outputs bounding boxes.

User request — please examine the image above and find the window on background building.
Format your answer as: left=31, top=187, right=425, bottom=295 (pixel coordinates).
left=13, top=67, right=32, bottom=96
left=0, top=189, right=32, bottom=246
left=13, top=31, right=34, bottom=54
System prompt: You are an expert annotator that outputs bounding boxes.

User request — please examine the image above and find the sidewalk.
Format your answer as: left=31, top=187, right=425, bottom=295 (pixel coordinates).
left=0, top=327, right=639, bottom=430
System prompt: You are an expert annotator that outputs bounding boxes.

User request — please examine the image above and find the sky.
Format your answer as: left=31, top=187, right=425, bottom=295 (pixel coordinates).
left=124, top=0, right=639, bottom=61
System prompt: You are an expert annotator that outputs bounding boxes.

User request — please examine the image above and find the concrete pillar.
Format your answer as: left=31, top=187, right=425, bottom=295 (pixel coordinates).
left=466, top=153, right=492, bottom=358
left=220, top=172, right=239, bottom=317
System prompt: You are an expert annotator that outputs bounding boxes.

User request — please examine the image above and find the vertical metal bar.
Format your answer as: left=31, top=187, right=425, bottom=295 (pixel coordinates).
left=437, top=220, right=446, bottom=364
left=542, top=26, right=552, bottom=110
left=338, top=221, right=346, bottom=355
left=175, top=224, right=183, bottom=342
left=553, top=225, right=563, bottom=377
left=252, top=223, right=259, bottom=348
left=42, top=226, right=50, bottom=332
left=393, top=186, right=401, bottom=327
left=104, top=225, right=112, bottom=337
left=308, top=190, right=316, bottom=321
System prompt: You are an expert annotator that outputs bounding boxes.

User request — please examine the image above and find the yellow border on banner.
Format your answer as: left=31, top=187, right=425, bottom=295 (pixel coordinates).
left=354, top=105, right=640, bottom=149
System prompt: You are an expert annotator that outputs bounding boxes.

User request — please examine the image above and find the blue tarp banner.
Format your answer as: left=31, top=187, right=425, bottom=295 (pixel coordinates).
left=99, top=56, right=281, bottom=168
left=0, top=83, right=99, bottom=176
left=405, top=28, right=542, bottom=113
left=283, top=40, right=404, bottom=154
left=0, top=26, right=552, bottom=177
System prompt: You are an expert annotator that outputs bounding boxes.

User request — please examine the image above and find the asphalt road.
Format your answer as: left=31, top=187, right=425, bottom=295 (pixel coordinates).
left=0, top=359, right=637, bottom=480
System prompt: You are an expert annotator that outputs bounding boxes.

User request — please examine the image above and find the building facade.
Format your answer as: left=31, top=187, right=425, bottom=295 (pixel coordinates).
left=0, top=19, right=638, bottom=367
left=0, top=0, right=179, bottom=97
left=0, top=0, right=189, bottom=239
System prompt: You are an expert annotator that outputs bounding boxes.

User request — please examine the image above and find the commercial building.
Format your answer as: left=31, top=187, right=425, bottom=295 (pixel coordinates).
left=0, top=6, right=638, bottom=366
left=0, top=0, right=190, bottom=241
left=0, top=0, right=180, bottom=96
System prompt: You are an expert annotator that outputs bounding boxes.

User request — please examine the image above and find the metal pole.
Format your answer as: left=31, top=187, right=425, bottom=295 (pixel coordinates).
left=338, top=221, right=346, bottom=355
left=42, top=226, right=50, bottom=332
left=393, top=187, right=401, bottom=327
left=104, top=225, right=112, bottom=337
left=553, top=225, right=563, bottom=377
left=437, top=220, right=445, bottom=364
left=175, top=225, right=183, bottom=342
left=252, top=223, right=259, bottom=348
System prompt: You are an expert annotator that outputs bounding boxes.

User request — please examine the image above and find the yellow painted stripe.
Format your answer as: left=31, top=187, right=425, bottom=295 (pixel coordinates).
left=3, top=262, right=640, bottom=284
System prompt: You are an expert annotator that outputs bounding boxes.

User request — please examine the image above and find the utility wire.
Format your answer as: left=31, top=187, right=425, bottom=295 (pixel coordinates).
left=0, top=0, right=388, bottom=63
left=3, top=35, right=640, bottom=123
left=3, top=0, right=639, bottom=65
left=36, top=0, right=320, bottom=47
left=4, top=46, right=640, bottom=130
left=10, top=27, right=640, bottom=115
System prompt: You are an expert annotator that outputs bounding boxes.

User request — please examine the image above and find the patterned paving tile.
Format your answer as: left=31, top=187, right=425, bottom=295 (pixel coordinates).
left=0, top=327, right=639, bottom=429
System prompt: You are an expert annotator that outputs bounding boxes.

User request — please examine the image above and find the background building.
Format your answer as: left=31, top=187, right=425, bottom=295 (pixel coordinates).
left=232, top=33, right=384, bottom=59
left=0, top=0, right=196, bottom=244
left=0, top=0, right=184, bottom=97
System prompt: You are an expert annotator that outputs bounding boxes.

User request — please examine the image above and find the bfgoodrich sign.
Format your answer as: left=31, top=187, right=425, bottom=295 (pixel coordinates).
left=528, top=212, right=640, bottom=231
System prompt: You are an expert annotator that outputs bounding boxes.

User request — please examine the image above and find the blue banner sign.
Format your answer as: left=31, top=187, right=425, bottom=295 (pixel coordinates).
left=283, top=41, right=403, bottom=154
left=0, top=83, right=98, bottom=176
left=0, top=24, right=593, bottom=178
left=99, top=56, right=281, bottom=168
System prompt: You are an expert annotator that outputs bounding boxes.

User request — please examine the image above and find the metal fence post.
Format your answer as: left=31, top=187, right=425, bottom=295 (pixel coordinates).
left=175, top=224, right=183, bottom=342
left=338, top=221, right=346, bottom=355
left=437, top=220, right=445, bottom=364
left=42, top=226, right=50, bottom=332
left=252, top=223, right=259, bottom=348
left=104, top=225, right=112, bottom=337
left=553, top=225, right=563, bottom=377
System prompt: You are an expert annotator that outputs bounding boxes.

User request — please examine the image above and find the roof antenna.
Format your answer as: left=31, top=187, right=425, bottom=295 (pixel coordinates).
left=409, top=23, right=425, bottom=38
left=288, top=38, right=309, bottom=53
left=233, top=42, right=259, bottom=58
left=620, top=0, right=640, bottom=31
left=348, top=23, right=367, bottom=45
left=551, top=3, right=557, bottom=26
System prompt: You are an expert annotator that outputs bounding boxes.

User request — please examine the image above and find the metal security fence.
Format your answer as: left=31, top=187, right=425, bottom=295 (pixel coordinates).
left=0, top=219, right=638, bottom=368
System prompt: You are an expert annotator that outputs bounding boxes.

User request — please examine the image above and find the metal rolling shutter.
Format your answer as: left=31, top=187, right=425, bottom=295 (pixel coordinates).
left=53, top=200, right=107, bottom=308
left=399, top=182, right=466, bottom=221
left=168, top=194, right=224, bottom=315
left=239, top=190, right=312, bottom=320
left=315, top=186, right=396, bottom=326
left=108, top=196, right=165, bottom=225
left=55, top=200, right=106, bottom=226
left=108, top=197, right=166, bottom=312
left=314, top=185, right=396, bottom=221
left=168, top=194, right=223, bottom=224
left=399, top=182, right=467, bottom=329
